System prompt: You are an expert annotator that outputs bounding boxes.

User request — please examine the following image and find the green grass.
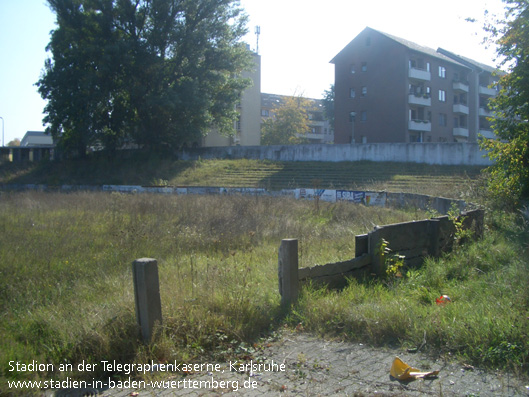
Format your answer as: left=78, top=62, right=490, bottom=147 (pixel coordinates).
left=1, top=157, right=526, bottom=394
left=0, top=192, right=429, bottom=393
left=0, top=156, right=484, bottom=199
left=291, top=214, right=529, bottom=372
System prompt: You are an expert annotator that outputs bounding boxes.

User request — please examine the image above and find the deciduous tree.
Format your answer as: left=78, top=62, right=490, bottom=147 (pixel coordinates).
left=260, top=95, right=313, bottom=145
left=37, top=0, right=252, bottom=156
left=480, top=0, right=529, bottom=206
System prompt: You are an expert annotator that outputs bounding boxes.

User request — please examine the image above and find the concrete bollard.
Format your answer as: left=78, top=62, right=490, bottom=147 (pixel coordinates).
left=132, top=258, right=162, bottom=343
left=278, top=239, right=299, bottom=306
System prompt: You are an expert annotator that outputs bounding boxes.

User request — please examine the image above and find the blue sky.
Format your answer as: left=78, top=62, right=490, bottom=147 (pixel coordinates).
left=0, top=0, right=505, bottom=144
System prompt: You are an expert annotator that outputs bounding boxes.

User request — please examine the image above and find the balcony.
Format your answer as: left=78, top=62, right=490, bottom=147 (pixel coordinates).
left=479, top=107, right=492, bottom=117
left=409, top=119, right=431, bottom=132
left=408, top=67, right=431, bottom=81
left=479, top=129, right=496, bottom=139
left=479, top=85, right=497, bottom=97
left=453, top=127, right=469, bottom=139
left=453, top=81, right=470, bottom=92
left=453, top=103, right=469, bottom=115
left=408, top=94, right=431, bottom=107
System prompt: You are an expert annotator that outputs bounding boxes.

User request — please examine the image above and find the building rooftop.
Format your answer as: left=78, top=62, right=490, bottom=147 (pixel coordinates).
left=20, top=131, right=54, bottom=147
left=331, top=26, right=499, bottom=72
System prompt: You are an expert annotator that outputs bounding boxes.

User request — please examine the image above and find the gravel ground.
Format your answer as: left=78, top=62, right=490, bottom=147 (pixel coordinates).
left=46, top=331, right=529, bottom=397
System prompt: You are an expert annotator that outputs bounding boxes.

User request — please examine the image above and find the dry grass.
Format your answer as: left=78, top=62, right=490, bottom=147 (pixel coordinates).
left=0, top=191, right=426, bottom=391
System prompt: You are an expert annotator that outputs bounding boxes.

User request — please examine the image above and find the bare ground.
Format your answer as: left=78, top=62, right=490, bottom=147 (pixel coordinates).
left=47, top=330, right=529, bottom=397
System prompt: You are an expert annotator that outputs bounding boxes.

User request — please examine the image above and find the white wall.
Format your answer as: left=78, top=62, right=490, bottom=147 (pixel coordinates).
left=180, top=143, right=493, bottom=166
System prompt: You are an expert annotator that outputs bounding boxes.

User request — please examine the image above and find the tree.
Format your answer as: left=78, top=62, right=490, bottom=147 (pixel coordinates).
left=260, top=95, right=314, bottom=145
left=7, top=138, right=21, bottom=147
left=322, top=84, right=334, bottom=133
left=480, top=0, right=529, bottom=206
left=37, top=0, right=253, bottom=156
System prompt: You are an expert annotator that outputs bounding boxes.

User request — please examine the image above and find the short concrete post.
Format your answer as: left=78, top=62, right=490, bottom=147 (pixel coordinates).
left=132, top=258, right=162, bottom=343
left=368, top=228, right=384, bottom=276
left=278, top=239, right=299, bottom=306
left=428, top=219, right=441, bottom=258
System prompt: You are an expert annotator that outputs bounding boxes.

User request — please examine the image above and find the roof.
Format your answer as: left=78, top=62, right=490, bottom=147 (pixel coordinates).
left=331, top=27, right=472, bottom=69
left=436, top=48, right=499, bottom=73
left=20, top=131, right=54, bottom=147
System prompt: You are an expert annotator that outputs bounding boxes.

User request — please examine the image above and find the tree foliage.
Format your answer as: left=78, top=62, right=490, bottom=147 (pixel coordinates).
left=322, top=84, right=334, bottom=132
left=37, top=0, right=253, bottom=156
left=480, top=0, right=529, bottom=205
left=260, top=95, right=314, bottom=145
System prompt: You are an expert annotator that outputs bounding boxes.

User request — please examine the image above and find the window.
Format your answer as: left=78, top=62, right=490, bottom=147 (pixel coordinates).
left=350, top=88, right=355, bottom=98
left=261, top=109, right=269, bottom=117
left=350, top=64, right=356, bottom=74
left=361, top=62, right=367, bottom=72
left=361, top=86, right=367, bottom=97
left=438, top=90, right=446, bottom=102
left=361, top=111, right=367, bottom=122
left=439, top=66, right=446, bottom=78
left=439, top=113, right=447, bottom=126
left=349, top=112, right=356, bottom=122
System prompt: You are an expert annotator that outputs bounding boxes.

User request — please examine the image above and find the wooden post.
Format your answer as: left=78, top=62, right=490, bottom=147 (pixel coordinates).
left=278, top=239, right=299, bottom=306
left=132, top=258, right=162, bottom=343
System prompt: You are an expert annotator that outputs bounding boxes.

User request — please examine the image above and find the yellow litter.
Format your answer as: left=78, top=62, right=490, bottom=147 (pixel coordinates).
left=390, top=357, right=439, bottom=380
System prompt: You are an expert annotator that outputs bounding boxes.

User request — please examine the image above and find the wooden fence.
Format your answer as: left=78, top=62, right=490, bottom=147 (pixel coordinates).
left=278, top=209, right=484, bottom=305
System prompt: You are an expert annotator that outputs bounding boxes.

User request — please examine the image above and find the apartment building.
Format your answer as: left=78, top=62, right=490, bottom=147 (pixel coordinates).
left=203, top=51, right=262, bottom=147
left=261, top=93, right=333, bottom=144
left=331, top=27, right=499, bottom=144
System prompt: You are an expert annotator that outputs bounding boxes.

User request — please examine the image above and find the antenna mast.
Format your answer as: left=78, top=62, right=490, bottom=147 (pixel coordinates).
left=255, top=26, right=261, bottom=54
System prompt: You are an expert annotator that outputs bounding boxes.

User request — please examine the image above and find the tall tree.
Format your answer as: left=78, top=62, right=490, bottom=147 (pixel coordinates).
left=480, top=0, right=529, bottom=206
left=37, top=0, right=252, bottom=156
left=260, top=95, right=314, bottom=145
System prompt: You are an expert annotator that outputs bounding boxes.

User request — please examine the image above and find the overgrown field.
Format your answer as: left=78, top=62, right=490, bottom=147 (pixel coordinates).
left=0, top=157, right=484, bottom=198
left=1, top=190, right=528, bottom=393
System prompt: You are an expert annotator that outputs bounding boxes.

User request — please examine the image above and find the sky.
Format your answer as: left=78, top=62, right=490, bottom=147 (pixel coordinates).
left=0, top=0, right=506, bottom=145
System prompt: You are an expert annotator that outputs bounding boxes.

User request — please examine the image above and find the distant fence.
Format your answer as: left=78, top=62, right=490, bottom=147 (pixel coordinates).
left=0, top=183, right=469, bottom=215
left=181, top=143, right=493, bottom=166
left=0, top=147, right=54, bottom=163
left=278, top=209, right=485, bottom=305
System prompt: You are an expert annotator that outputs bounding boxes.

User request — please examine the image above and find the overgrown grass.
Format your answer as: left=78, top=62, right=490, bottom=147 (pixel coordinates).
left=0, top=156, right=485, bottom=199
left=1, top=188, right=527, bottom=394
left=0, top=191, right=425, bottom=393
left=290, top=210, right=529, bottom=374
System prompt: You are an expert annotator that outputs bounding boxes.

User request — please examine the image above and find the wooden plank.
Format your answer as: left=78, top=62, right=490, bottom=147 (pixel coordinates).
left=298, top=254, right=371, bottom=281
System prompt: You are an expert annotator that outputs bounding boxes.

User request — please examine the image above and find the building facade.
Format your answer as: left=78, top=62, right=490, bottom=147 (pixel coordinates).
left=331, top=27, right=499, bottom=144
left=260, top=93, right=333, bottom=144
left=203, top=52, right=262, bottom=147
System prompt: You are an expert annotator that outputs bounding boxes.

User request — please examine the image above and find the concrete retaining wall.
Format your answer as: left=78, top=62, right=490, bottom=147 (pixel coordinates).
left=181, top=142, right=492, bottom=166
left=0, top=184, right=469, bottom=215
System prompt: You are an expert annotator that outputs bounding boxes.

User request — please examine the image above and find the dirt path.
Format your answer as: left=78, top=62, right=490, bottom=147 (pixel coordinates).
left=47, top=330, right=529, bottom=397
